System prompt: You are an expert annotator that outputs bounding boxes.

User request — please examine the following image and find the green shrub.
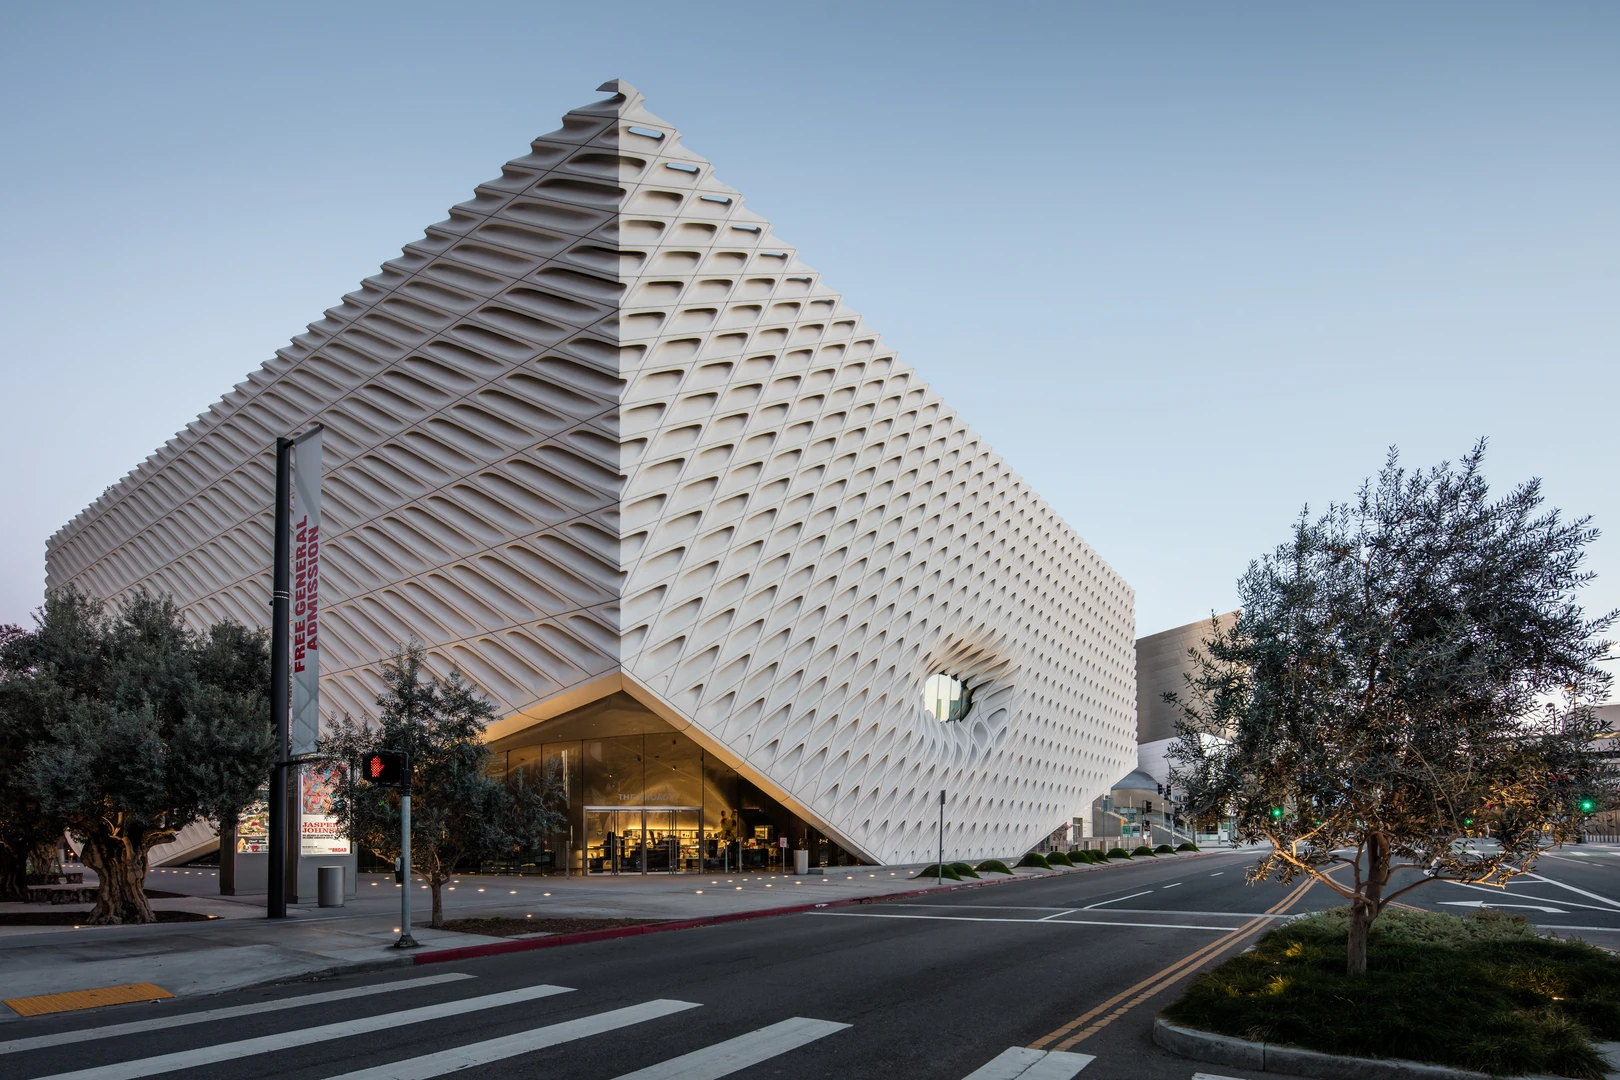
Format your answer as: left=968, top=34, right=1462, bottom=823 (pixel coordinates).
left=1131, top=845, right=1157, bottom=857
left=975, top=859, right=1013, bottom=875
left=1072, top=850, right=1099, bottom=864
left=1176, top=842, right=1199, bottom=852
left=1017, top=852, right=1052, bottom=869
left=1155, top=844, right=1175, bottom=854
left=1045, top=851, right=1073, bottom=866
left=1165, top=907, right=1618, bottom=1078
left=1105, top=847, right=1132, bottom=859
left=912, top=863, right=961, bottom=880
left=948, top=861, right=980, bottom=878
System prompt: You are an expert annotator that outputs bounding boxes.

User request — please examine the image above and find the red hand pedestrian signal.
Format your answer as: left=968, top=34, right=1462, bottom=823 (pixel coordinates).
left=362, top=750, right=407, bottom=787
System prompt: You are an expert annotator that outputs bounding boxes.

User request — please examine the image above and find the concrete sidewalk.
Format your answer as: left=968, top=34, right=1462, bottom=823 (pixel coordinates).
left=0, top=862, right=1035, bottom=1012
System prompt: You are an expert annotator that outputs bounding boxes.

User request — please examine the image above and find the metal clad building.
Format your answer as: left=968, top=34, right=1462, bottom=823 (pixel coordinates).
left=46, top=82, right=1136, bottom=868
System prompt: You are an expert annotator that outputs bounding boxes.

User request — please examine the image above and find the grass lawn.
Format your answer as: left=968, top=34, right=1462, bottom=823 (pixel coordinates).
left=1163, top=907, right=1620, bottom=1079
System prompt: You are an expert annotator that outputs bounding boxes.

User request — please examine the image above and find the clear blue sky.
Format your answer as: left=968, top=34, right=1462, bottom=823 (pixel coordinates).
left=2, top=3, right=1616, bottom=642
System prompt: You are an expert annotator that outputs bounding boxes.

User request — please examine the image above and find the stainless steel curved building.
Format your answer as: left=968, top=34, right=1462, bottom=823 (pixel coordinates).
left=45, top=81, right=1136, bottom=869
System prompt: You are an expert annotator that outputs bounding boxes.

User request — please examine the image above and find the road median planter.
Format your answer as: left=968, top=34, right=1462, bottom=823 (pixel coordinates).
left=1153, top=1017, right=1526, bottom=1080
left=1159, top=907, right=1620, bottom=1079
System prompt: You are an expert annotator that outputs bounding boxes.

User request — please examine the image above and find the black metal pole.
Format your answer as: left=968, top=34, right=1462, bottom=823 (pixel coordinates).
left=267, top=437, right=292, bottom=919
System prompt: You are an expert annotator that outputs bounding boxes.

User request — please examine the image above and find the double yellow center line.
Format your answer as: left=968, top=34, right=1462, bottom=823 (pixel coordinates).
left=1029, top=876, right=1317, bottom=1052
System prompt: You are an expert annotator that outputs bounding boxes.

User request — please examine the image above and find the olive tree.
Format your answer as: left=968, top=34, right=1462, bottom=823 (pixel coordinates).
left=320, top=644, right=565, bottom=928
left=1170, top=443, right=1615, bottom=976
left=7, top=589, right=273, bottom=923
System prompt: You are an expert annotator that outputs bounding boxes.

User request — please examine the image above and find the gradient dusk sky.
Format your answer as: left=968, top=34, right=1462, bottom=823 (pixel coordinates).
left=2, top=3, right=1616, bottom=649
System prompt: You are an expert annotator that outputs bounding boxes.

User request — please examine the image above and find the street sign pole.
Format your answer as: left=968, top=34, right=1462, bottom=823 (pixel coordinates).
left=397, top=759, right=417, bottom=949
left=267, top=437, right=292, bottom=920
left=937, top=790, right=945, bottom=884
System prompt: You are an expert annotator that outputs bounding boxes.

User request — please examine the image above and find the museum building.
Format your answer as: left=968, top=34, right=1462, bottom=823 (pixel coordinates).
left=45, top=81, right=1137, bottom=872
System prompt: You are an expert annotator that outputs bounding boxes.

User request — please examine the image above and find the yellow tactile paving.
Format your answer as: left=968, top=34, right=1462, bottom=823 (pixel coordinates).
left=4, top=982, right=173, bottom=1017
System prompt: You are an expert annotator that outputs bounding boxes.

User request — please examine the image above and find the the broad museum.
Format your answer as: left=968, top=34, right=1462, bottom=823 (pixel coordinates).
left=45, top=81, right=1137, bottom=873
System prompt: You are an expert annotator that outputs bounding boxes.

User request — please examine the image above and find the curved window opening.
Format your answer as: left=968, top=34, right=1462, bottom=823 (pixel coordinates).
left=924, top=673, right=972, bottom=723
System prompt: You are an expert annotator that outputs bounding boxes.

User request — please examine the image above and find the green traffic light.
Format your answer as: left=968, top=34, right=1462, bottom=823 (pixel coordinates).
left=1579, top=798, right=1598, bottom=815
left=1269, top=806, right=1284, bottom=820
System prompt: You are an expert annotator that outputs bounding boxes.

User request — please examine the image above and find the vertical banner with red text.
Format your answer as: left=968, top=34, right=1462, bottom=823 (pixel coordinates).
left=290, top=427, right=322, bottom=758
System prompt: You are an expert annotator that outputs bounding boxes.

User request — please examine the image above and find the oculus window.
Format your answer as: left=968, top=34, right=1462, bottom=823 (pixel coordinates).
left=925, top=673, right=972, bottom=723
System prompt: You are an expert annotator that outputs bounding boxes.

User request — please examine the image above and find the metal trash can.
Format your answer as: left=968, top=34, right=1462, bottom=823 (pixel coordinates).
left=793, top=848, right=809, bottom=876
left=317, top=865, right=345, bottom=908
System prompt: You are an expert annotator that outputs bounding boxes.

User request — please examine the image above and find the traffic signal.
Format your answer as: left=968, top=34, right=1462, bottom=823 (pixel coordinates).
left=362, top=750, right=408, bottom=787
left=1269, top=806, right=1285, bottom=820
left=1579, top=797, right=1598, bottom=815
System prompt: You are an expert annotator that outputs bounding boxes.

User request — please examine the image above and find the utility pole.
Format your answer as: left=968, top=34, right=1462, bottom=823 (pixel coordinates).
left=266, top=437, right=292, bottom=919
left=397, top=759, right=417, bottom=948
left=937, top=790, right=945, bottom=884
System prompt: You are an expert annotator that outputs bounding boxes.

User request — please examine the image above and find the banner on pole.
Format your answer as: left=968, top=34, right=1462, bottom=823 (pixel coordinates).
left=290, top=427, right=323, bottom=757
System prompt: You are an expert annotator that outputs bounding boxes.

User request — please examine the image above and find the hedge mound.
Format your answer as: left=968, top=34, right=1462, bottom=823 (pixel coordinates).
left=1165, top=907, right=1620, bottom=1079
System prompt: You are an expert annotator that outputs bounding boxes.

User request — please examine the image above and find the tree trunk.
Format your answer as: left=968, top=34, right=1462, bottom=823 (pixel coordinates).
left=1347, top=832, right=1389, bottom=977
left=1347, top=898, right=1372, bottom=976
left=430, top=876, right=443, bottom=928
left=0, top=842, right=26, bottom=903
left=79, top=830, right=156, bottom=925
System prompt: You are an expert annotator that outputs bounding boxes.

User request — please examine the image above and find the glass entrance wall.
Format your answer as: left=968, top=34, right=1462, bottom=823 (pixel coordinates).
left=491, top=693, right=863, bottom=875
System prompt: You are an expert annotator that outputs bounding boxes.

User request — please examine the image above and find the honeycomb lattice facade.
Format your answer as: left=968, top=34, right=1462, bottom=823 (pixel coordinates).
left=45, top=81, right=1136, bottom=863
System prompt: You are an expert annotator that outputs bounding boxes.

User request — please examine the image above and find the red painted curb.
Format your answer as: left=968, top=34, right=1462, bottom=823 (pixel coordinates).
left=411, top=852, right=1211, bottom=966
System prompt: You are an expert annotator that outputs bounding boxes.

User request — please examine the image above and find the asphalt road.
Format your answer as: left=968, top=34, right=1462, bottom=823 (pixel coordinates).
left=8, top=846, right=1620, bottom=1080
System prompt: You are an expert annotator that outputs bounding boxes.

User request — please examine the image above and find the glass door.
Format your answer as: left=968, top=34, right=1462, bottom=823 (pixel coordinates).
left=644, top=811, right=673, bottom=873
left=585, top=810, right=616, bottom=874
left=621, top=810, right=646, bottom=874
left=675, top=810, right=701, bottom=872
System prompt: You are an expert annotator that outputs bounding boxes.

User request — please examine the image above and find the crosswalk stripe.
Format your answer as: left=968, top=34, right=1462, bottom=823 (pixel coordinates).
left=1020, top=1052, right=1095, bottom=1079
left=0, top=973, right=476, bottom=1056
left=322, top=999, right=702, bottom=1080
left=962, top=1046, right=1094, bottom=1079
left=612, top=1016, right=851, bottom=1079
left=27, top=983, right=573, bottom=1080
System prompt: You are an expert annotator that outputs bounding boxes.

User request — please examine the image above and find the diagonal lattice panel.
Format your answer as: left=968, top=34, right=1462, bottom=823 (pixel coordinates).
left=47, top=80, right=1136, bottom=864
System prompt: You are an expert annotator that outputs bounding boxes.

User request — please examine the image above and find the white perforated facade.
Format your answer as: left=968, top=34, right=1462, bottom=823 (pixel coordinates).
left=45, top=81, right=1136, bottom=864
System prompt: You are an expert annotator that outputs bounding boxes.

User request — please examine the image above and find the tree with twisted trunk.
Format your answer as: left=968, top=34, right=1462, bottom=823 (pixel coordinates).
left=320, top=644, right=566, bottom=929
left=6, top=589, right=273, bottom=924
left=1170, top=442, right=1616, bottom=976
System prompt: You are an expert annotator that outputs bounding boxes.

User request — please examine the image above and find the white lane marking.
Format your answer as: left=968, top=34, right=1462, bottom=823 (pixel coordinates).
left=28, top=984, right=574, bottom=1080
left=883, top=904, right=1090, bottom=911
left=1210, top=872, right=1224, bottom=877
left=612, top=1016, right=849, bottom=1079
left=1536, top=924, right=1620, bottom=933
left=0, top=974, right=476, bottom=1056
left=1060, top=908, right=1287, bottom=919
left=1081, top=891, right=1152, bottom=909
left=1192, top=1074, right=1251, bottom=1080
left=1439, top=878, right=1615, bottom=912
left=1439, top=900, right=1568, bottom=914
left=879, top=902, right=1279, bottom=919
left=1162, top=882, right=1182, bottom=889
left=1038, top=909, right=1080, bottom=922
left=961, top=1045, right=1094, bottom=1079
left=812, top=911, right=1232, bottom=931
left=327, top=999, right=700, bottom=1080
left=1523, top=872, right=1620, bottom=912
